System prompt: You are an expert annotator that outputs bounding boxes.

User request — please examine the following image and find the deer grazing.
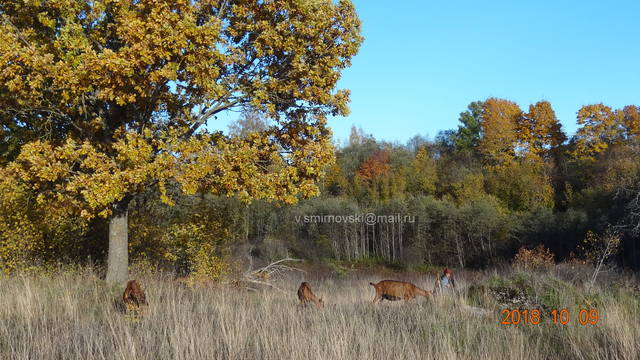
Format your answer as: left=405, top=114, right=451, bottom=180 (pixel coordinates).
left=297, top=282, right=324, bottom=308
left=369, top=280, right=431, bottom=303
left=123, top=280, right=148, bottom=313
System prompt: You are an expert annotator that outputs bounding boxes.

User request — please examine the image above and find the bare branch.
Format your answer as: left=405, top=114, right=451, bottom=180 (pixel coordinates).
left=238, top=256, right=305, bottom=294
left=180, top=100, right=240, bottom=140
left=244, top=257, right=305, bottom=279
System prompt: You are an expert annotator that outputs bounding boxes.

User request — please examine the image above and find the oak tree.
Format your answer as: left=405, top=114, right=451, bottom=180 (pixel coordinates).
left=0, top=0, right=362, bottom=282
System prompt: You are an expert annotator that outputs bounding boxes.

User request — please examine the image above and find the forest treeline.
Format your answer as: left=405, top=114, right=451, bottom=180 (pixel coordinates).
left=2, top=99, right=640, bottom=274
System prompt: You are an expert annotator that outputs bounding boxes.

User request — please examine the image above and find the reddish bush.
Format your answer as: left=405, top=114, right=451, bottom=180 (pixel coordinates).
left=513, top=244, right=555, bottom=271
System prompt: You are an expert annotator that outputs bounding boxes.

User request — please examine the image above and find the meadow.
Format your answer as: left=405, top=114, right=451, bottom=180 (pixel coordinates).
left=0, top=266, right=638, bottom=360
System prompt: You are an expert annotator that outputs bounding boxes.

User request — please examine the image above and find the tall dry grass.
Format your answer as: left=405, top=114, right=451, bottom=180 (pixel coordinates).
left=0, top=268, right=638, bottom=360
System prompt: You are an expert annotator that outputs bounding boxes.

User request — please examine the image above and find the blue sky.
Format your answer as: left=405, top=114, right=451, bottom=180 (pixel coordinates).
left=216, top=0, right=640, bottom=144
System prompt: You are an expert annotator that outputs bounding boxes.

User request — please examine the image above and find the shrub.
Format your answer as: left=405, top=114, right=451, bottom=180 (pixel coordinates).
left=512, top=244, right=555, bottom=271
left=0, top=171, right=88, bottom=274
left=576, top=230, right=621, bottom=266
left=161, top=219, right=231, bottom=280
left=188, top=243, right=230, bottom=281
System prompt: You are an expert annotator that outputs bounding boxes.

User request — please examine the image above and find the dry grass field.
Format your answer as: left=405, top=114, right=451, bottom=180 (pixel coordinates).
left=0, top=267, right=638, bottom=360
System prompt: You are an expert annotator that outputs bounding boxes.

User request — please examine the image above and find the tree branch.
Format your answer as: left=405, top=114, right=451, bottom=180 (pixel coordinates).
left=180, top=100, right=240, bottom=139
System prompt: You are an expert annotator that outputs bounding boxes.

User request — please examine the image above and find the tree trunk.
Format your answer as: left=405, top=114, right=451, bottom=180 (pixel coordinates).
left=345, top=226, right=350, bottom=261
left=106, top=199, right=130, bottom=283
left=386, top=222, right=390, bottom=261
left=365, top=223, right=369, bottom=258
left=353, top=225, right=358, bottom=259
left=244, top=205, right=249, bottom=242
left=391, top=221, right=395, bottom=262
left=455, top=232, right=465, bottom=269
left=372, top=224, right=376, bottom=257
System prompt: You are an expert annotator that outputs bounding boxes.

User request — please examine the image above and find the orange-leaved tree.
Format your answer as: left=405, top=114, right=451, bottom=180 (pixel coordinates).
left=479, top=98, right=522, bottom=166
left=0, top=0, right=362, bottom=282
left=572, top=104, right=624, bottom=160
left=520, top=101, right=566, bottom=159
left=570, top=103, right=640, bottom=160
left=358, top=149, right=391, bottom=182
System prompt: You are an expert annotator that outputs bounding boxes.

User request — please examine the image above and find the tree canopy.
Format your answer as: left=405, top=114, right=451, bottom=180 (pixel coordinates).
left=0, top=0, right=362, bottom=281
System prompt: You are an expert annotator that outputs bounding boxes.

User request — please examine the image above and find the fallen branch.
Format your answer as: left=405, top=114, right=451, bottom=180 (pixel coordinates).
left=244, top=258, right=305, bottom=279
left=238, top=257, right=305, bottom=293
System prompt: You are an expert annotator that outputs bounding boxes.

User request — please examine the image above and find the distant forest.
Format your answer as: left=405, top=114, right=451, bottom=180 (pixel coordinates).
left=3, top=99, right=640, bottom=273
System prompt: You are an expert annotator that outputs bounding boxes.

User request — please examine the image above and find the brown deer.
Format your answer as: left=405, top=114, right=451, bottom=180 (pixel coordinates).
left=369, top=280, right=431, bottom=303
left=123, top=280, right=148, bottom=312
left=297, top=282, right=324, bottom=308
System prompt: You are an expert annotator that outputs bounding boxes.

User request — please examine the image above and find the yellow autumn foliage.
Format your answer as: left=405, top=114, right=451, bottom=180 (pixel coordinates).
left=0, top=177, right=40, bottom=273
left=0, top=169, right=88, bottom=274
left=479, top=98, right=522, bottom=166
left=576, top=230, right=621, bottom=266
left=520, top=101, right=566, bottom=159
left=449, top=172, right=486, bottom=206
left=1, top=0, right=361, bottom=282
left=162, top=219, right=230, bottom=281
left=486, top=161, right=554, bottom=211
left=572, top=104, right=625, bottom=160
left=513, top=244, right=555, bottom=271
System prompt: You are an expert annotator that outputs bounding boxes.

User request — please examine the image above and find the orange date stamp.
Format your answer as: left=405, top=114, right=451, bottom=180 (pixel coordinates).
left=500, top=309, right=599, bottom=325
